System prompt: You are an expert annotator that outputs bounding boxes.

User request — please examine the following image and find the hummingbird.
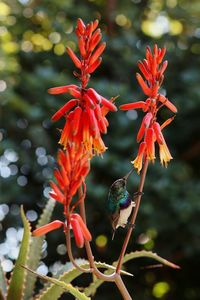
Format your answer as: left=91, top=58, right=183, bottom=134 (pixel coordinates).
left=107, top=169, right=136, bottom=240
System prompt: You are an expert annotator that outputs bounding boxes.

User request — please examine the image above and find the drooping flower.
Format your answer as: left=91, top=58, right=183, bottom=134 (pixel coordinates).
left=120, top=45, right=177, bottom=173
left=32, top=213, right=91, bottom=248
left=48, top=19, right=117, bottom=156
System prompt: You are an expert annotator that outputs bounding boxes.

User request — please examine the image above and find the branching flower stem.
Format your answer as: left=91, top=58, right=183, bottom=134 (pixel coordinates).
left=78, top=188, right=132, bottom=300
left=116, top=158, right=149, bottom=274
left=65, top=157, right=148, bottom=300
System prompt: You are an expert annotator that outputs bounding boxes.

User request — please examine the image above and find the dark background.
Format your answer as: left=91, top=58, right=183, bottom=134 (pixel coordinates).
left=0, top=0, right=200, bottom=299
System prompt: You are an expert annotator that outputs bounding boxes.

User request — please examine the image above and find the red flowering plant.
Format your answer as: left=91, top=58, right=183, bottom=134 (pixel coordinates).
left=120, top=45, right=177, bottom=173
left=48, top=18, right=117, bottom=156
left=114, top=45, right=178, bottom=276
left=32, top=19, right=117, bottom=249
left=21, top=21, right=180, bottom=300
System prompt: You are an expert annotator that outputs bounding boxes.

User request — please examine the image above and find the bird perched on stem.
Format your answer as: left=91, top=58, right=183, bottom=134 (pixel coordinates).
left=107, top=169, right=137, bottom=239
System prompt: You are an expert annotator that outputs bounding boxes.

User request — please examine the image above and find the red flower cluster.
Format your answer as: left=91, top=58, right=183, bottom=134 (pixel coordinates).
left=48, top=18, right=117, bottom=156
left=120, top=45, right=177, bottom=173
left=33, top=144, right=91, bottom=247
left=49, top=145, right=90, bottom=208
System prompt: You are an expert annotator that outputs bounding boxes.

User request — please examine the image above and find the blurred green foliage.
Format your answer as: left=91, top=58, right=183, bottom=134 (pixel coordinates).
left=0, top=0, right=200, bottom=299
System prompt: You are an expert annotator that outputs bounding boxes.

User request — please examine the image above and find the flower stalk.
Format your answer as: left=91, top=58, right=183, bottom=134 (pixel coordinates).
left=116, top=159, right=149, bottom=274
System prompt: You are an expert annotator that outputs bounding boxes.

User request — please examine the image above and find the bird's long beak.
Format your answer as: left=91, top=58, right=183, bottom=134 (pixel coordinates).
left=123, top=168, right=134, bottom=181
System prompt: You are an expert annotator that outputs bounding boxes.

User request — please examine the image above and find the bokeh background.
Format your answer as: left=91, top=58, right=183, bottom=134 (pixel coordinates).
left=0, top=0, right=200, bottom=299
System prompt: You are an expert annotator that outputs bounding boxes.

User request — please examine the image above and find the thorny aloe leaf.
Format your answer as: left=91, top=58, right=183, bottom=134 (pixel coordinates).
left=6, top=206, right=31, bottom=300
left=22, top=265, right=90, bottom=300
left=119, top=250, right=180, bottom=269
left=32, top=261, right=132, bottom=300
left=23, top=198, right=56, bottom=300
left=0, top=261, right=7, bottom=300
left=84, top=250, right=180, bottom=297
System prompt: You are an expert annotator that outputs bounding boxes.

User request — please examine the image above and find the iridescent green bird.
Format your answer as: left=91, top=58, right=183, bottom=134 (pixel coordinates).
left=107, top=169, right=136, bottom=240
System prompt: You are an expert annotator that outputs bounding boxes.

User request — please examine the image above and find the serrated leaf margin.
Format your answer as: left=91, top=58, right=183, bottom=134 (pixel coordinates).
left=6, top=206, right=31, bottom=300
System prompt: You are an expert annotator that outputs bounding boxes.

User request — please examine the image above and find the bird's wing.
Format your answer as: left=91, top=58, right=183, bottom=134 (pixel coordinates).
left=110, top=208, right=120, bottom=230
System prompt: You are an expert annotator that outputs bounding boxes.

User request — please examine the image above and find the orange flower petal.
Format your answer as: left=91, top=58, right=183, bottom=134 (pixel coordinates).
left=32, top=220, right=63, bottom=237
left=77, top=18, right=86, bottom=34
left=153, top=122, right=164, bottom=145
left=48, top=84, right=78, bottom=95
left=132, top=142, right=146, bottom=174
left=66, top=46, right=81, bottom=69
left=160, top=116, right=175, bottom=130
left=136, top=73, right=151, bottom=96
left=159, top=142, right=173, bottom=167
left=159, top=60, right=168, bottom=77
left=145, top=128, right=155, bottom=162
left=78, top=36, right=86, bottom=57
left=89, top=42, right=106, bottom=66
left=101, top=96, right=117, bottom=112
left=51, top=99, right=78, bottom=122
left=87, top=107, right=99, bottom=137
left=87, top=88, right=102, bottom=104
left=88, top=29, right=101, bottom=52
left=158, top=95, right=177, bottom=113
left=72, top=106, right=82, bottom=136
left=91, top=19, right=99, bottom=32
left=70, top=218, right=84, bottom=248
left=120, top=101, right=146, bottom=111
left=98, top=117, right=107, bottom=134
left=138, top=61, right=150, bottom=80
left=54, top=169, right=65, bottom=190
left=137, top=112, right=152, bottom=142
left=158, top=47, right=166, bottom=64
left=88, top=57, right=102, bottom=74
left=50, top=181, right=65, bottom=204
left=71, top=214, right=92, bottom=241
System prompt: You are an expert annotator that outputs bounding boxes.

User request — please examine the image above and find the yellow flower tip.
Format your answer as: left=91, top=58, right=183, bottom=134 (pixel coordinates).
left=132, top=157, right=142, bottom=174
left=147, top=154, right=156, bottom=162
left=159, top=143, right=173, bottom=167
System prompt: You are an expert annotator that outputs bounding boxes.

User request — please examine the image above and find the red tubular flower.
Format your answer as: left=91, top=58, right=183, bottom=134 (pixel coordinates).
left=32, top=213, right=92, bottom=249
left=120, top=45, right=177, bottom=173
left=153, top=122, right=173, bottom=166
left=48, top=19, right=117, bottom=156
left=145, top=128, right=155, bottom=162
left=32, top=220, right=64, bottom=237
left=137, top=112, right=153, bottom=143
left=70, top=217, right=84, bottom=248
left=132, top=142, right=146, bottom=173
left=70, top=213, right=92, bottom=248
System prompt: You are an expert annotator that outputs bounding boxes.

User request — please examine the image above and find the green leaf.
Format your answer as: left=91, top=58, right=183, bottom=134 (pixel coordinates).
left=84, top=251, right=180, bottom=297
left=0, top=260, right=7, bottom=299
left=118, top=250, right=180, bottom=269
left=22, top=266, right=90, bottom=300
left=34, top=260, right=132, bottom=300
left=6, top=206, right=31, bottom=300
left=23, top=198, right=56, bottom=300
